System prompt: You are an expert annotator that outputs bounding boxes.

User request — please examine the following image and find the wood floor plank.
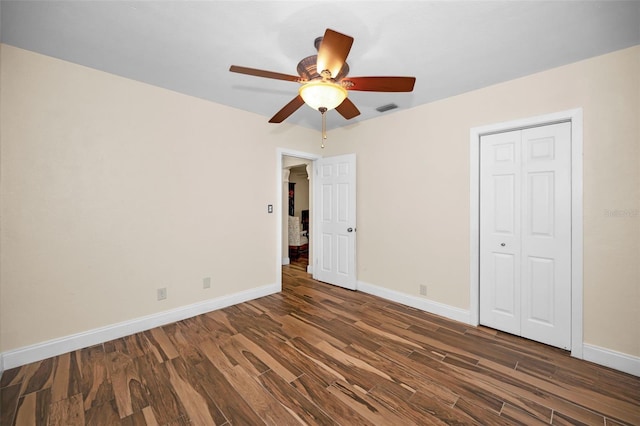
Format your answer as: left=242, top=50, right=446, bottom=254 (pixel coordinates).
left=84, top=399, right=122, bottom=426
left=2, top=256, right=638, bottom=425
left=105, top=350, right=145, bottom=419
left=50, top=352, right=82, bottom=403
left=277, top=310, right=349, bottom=349
left=218, top=334, right=269, bottom=374
left=203, top=309, right=238, bottom=337
left=239, top=332, right=307, bottom=380
left=605, top=417, right=629, bottom=426
left=0, top=383, right=20, bottom=425
left=34, top=388, right=51, bottom=426
left=141, top=406, right=160, bottom=426
left=0, top=367, right=22, bottom=388
left=551, top=408, right=604, bottom=426
left=290, top=373, right=376, bottom=425
left=433, top=326, right=523, bottom=369
left=104, top=334, right=147, bottom=358
left=145, top=327, right=180, bottom=363
left=345, top=342, right=458, bottom=406
left=197, top=338, right=301, bottom=425
left=162, top=320, right=208, bottom=366
left=264, top=335, right=340, bottom=387
left=13, top=391, right=37, bottom=425
left=464, top=361, right=554, bottom=423
left=189, top=357, right=265, bottom=425
left=500, top=401, right=551, bottom=425
left=451, top=396, right=517, bottom=426
left=21, top=359, right=55, bottom=396
left=288, top=337, right=383, bottom=392
left=249, top=293, right=299, bottom=317
left=173, top=355, right=229, bottom=424
left=133, top=353, right=185, bottom=424
left=355, top=319, right=423, bottom=350
left=256, top=369, right=338, bottom=425
left=77, top=344, right=113, bottom=411
left=372, top=383, right=470, bottom=426
left=48, top=393, right=84, bottom=425
left=120, top=410, right=152, bottom=426
left=328, top=379, right=413, bottom=426
left=404, top=349, right=506, bottom=414
left=164, top=357, right=219, bottom=425
left=230, top=333, right=300, bottom=382
left=368, top=380, right=446, bottom=426
left=387, top=302, right=469, bottom=334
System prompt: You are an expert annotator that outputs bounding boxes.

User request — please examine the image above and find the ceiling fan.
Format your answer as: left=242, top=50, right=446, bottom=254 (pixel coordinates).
left=229, top=28, right=416, bottom=126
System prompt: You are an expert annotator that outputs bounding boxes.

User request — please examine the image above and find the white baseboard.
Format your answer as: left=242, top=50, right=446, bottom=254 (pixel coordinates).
left=583, top=343, right=640, bottom=377
left=282, top=257, right=290, bottom=265
left=307, top=265, right=313, bottom=274
left=1, top=283, right=279, bottom=371
left=357, top=280, right=471, bottom=325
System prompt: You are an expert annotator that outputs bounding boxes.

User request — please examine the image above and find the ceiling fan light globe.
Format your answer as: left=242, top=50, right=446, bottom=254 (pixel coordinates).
left=299, top=81, right=347, bottom=111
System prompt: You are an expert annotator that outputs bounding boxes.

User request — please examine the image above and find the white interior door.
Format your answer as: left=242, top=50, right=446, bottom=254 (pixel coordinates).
left=313, top=154, right=356, bottom=290
left=480, top=122, right=572, bottom=349
left=480, top=130, right=523, bottom=335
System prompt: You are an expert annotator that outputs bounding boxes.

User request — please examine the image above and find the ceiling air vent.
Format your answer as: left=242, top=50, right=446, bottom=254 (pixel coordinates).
left=376, top=103, right=398, bottom=113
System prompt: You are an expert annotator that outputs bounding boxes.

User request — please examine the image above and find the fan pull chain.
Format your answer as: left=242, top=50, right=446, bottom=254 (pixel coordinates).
left=319, top=107, right=327, bottom=149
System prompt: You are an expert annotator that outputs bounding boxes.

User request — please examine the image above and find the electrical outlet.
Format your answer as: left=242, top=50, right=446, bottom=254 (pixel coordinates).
left=157, top=287, right=167, bottom=301
left=203, top=277, right=211, bottom=289
left=419, top=285, right=427, bottom=296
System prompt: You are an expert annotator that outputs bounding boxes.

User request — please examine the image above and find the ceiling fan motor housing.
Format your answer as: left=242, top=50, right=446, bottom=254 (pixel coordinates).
left=297, top=55, right=349, bottom=81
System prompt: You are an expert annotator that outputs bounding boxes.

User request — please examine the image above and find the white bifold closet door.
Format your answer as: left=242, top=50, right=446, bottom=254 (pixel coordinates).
left=480, top=122, right=571, bottom=350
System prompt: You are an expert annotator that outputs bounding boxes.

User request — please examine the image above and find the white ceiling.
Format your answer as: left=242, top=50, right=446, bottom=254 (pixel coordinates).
left=1, top=1, right=639, bottom=131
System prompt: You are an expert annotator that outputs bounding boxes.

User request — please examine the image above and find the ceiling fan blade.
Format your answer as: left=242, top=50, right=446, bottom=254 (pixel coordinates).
left=229, top=65, right=300, bottom=82
left=269, top=95, right=306, bottom=123
left=343, top=76, right=416, bottom=92
left=316, top=29, right=354, bottom=79
left=335, top=98, right=360, bottom=120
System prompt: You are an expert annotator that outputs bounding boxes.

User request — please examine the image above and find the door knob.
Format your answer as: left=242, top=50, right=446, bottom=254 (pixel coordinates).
left=500, top=243, right=506, bottom=247
left=347, top=228, right=353, bottom=232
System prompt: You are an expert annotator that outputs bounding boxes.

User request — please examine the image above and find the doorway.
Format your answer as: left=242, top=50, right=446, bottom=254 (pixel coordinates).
left=280, top=150, right=318, bottom=276
left=287, top=163, right=311, bottom=269
left=469, top=109, right=584, bottom=357
left=276, top=149, right=358, bottom=292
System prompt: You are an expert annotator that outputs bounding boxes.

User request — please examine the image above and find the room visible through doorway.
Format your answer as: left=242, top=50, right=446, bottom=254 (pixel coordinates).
left=286, top=163, right=310, bottom=270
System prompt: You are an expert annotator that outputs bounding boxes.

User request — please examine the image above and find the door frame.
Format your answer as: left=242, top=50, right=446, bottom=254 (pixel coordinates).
left=276, top=148, right=321, bottom=289
left=469, top=108, right=584, bottom=359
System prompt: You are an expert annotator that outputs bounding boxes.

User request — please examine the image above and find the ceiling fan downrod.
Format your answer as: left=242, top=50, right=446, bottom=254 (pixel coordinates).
left=319, top=107, right=328, bottom=148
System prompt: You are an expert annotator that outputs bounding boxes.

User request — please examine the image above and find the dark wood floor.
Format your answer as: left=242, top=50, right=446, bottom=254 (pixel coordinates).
left=2, top=255, right=639, bottom=425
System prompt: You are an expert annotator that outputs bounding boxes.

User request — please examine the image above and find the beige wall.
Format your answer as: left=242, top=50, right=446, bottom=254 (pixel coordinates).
left=1, top=43, right=638, bottom=362
left=324, top=45, right=640, bottom=358
left=0, top=45, right=320, bottom=352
